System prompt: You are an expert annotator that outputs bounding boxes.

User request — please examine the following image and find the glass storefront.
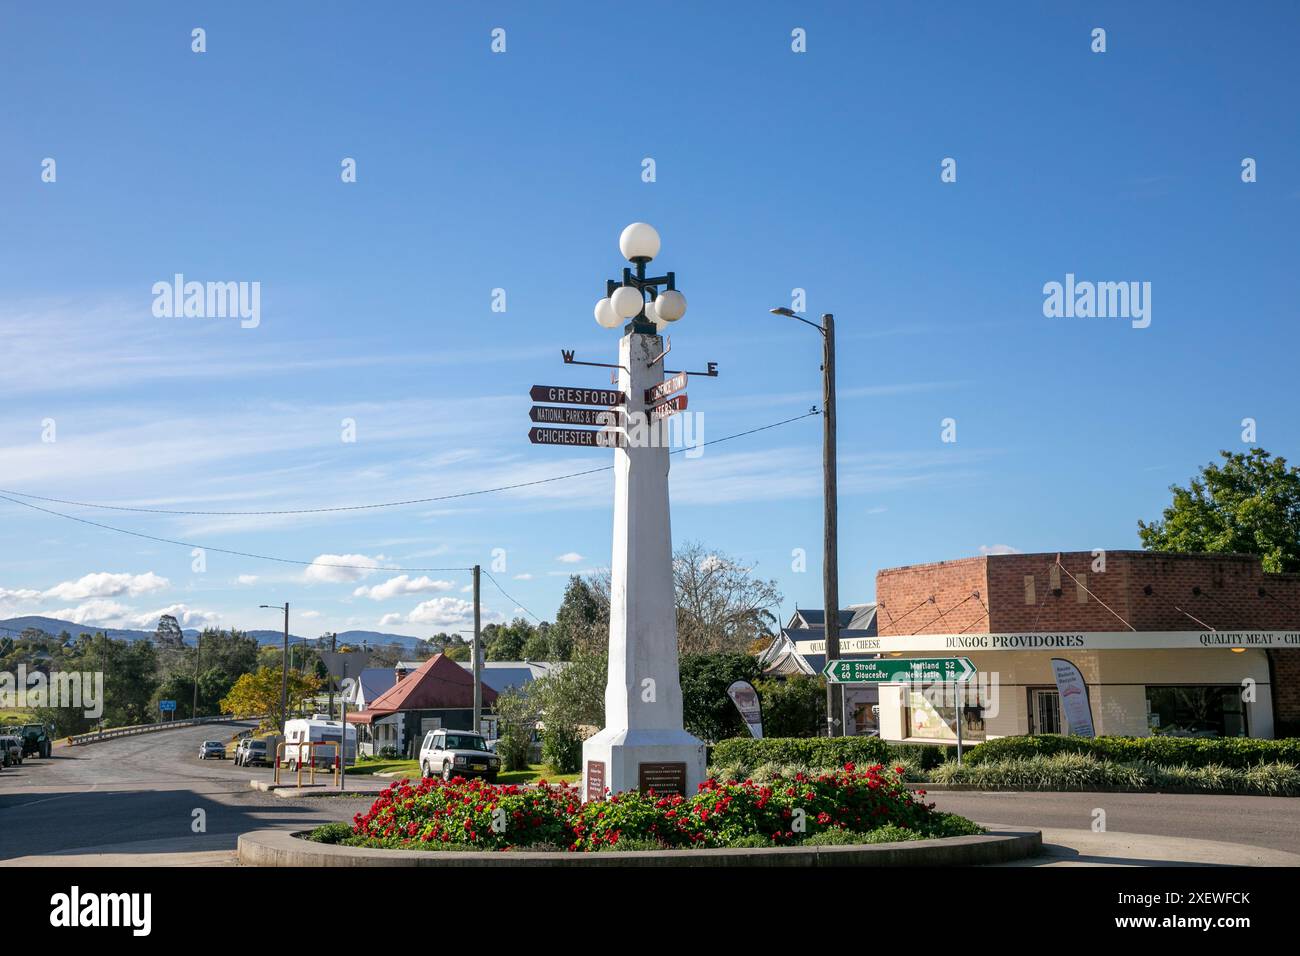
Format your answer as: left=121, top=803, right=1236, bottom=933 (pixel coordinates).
left=904, top=682, right=987, bottom=742
left=1144, top=686, right=1247, bottom=738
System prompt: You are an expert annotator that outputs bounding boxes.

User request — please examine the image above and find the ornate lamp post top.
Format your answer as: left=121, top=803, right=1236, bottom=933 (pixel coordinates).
left=593, top=222, right=688, bottom=335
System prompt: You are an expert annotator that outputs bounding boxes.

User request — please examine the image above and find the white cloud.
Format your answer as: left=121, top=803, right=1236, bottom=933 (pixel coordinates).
left=0, top=587, right=42, bottom=607
left=131, top=605, right=221, bottom=629
left=237, top=574, right=259, bottom=585
left=556, top=552, right=583, bottom=564
left=47, top=600, right=134, bottom=626
left=42, top=571, right=170, bottom=601
left=406, top=597, right=476, bottom=628
left=513, top=573, right=533, bottom=581
left=300, top=610, right=322, bottom=620
left=303, top=554, right=380, bottom=584
left=352, top=575, right=455, bottom=601
left=979, top=544, right=1021, bottom=556
left=378, top=612, right=403, bottom=627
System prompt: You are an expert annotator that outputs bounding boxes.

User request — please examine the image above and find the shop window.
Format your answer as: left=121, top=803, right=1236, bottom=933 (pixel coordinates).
left=904, top=683, right=986, bottom=742
left=1028, top=687, right=1062, bottom=735
left=1144, top=686, right=1247, bottom=738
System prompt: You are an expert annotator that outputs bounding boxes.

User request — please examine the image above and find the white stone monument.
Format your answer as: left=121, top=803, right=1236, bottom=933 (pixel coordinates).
left=581, top=226, right=706, bottom=801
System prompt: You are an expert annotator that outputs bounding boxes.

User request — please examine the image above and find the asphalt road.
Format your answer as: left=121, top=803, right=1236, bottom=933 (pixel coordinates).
left=4, top=725, right=1299, bottom=863
left=0, top=721, right=379, bottom=862
left=927, top=789, right=1300, bottom=856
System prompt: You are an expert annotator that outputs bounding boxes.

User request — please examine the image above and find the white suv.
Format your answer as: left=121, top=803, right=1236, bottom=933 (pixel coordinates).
left=419, top=729, right=501, bottom=782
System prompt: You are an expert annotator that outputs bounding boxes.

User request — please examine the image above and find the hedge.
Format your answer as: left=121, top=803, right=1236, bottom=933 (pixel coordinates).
left=710, top=736, right=954, bottom=772
left=931, top=753, right=1300, bottom=796
left=964, top=735, right=1300, bottom=769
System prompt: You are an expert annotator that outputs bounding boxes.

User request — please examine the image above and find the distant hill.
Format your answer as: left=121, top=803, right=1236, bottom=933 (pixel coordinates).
left=0, top=615, right=193, bottom=644
left=0, top=616, right=432, bottom=650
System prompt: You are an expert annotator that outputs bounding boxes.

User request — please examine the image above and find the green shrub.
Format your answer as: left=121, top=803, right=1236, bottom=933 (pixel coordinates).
left=931, top=753, right=1149, bottom=791
left=305, top=822, right=354, bottom=844
left=930, top=754, right=1300, bottom=796
left=965, top=735, right=1300, bottom=769
left=710, top=736, right=953, bottom=774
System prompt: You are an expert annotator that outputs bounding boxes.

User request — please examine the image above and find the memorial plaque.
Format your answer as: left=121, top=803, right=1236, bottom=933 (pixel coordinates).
left=585, top=760, right=607, bottom=801
left=638, top=761, right=687, bottom=797
left=530, top=405, right=621, bottom=427
left=644, top=371, right=687, bottom=405
left=530, top=384, right=626, bottom=406
left=528, top=426, right=624, bottom=448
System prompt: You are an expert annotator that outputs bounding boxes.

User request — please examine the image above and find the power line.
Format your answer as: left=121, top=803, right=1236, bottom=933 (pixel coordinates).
left=0, top=410, right=820, bottom=517
left=0, top=411, right=821, bottom=574
left=481, top=569, right=543, bottom=625
left=0, top=494, right=470, bottom=574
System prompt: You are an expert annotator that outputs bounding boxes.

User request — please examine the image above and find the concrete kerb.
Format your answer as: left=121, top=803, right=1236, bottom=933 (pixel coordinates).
left=238, top=823, right=1041, bottom=867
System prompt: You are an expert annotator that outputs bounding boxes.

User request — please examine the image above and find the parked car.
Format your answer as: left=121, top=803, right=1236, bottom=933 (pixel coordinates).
left=419, top=729, right=501, bottom=782
left=199, top=740, right=227, bottom=760
left=0, top=735, right=22, bottom=767
left=234, top=737, right=271, bottom=767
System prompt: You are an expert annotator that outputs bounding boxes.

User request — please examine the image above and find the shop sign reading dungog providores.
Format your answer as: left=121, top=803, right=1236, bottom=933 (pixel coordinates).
left=795, top=630, right=1300, bottom=655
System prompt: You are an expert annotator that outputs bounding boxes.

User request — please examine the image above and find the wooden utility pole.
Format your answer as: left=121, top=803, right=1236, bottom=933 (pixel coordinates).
left=821, top=313, right=841, bottom=736
left=472, top=565, right=482, bottom=734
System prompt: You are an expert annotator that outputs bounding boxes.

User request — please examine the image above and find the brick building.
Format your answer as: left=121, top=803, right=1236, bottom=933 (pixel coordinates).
left=867, top=550, right=1300, bottom=741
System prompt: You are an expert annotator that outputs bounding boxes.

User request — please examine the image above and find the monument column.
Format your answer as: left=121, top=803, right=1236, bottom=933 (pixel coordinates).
left=581, top=224, right=705, bottom=801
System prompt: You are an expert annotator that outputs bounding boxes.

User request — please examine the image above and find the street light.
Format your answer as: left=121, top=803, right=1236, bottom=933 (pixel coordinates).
left=770, top=306, right=841, bottom=736
left=260, top=603, right=290, bottom=734
left=593, top=222, right=687, bottom=334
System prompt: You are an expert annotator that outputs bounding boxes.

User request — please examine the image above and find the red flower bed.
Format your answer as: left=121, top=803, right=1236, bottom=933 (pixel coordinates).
left=351, top=764, right=953, bottom=852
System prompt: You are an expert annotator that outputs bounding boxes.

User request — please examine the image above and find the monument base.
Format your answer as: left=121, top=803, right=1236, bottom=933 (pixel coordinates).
left=580, top=727, right=707, bottom=803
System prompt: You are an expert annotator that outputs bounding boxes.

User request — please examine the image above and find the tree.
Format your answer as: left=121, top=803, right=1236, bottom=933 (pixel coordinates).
left=486, top=618, right=535, bottom=661
left=754, top=674, right=826, bottom=737
left=1139, top=448, right=1300, bottom=573
left=86, top=634, right=158, bottom=726
left=220, top=666, right=322, bottom=730
left=531, top=652, right=606, bottom=774
left=493, top=687, right=543, bottom=771
left=679, top=653, right=762, bottom=743
left=153, top=614, right=185, bottom=648
left=673, top=541, right=782, bottom=655
left=550, top=575, right=607, bottom=659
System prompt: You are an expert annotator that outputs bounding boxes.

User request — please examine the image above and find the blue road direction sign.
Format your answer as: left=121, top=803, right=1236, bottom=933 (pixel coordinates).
left=822, top=657, right=976, bottom=684
left=159, top=699, right=177, bottom=712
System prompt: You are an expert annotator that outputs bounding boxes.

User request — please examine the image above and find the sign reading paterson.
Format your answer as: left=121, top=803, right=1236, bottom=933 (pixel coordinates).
left=530, top=385, right=626, bottom=406
left=823, top=657, right=976, bottom=684
left=528, top=426, right=623, bottom=448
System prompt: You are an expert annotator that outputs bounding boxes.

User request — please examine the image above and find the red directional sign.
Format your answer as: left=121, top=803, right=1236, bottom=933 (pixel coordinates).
left=648, top=393, right=688, bottom=421
left=644, top=372, right=687, bottom=405
left=528, top=427, right=624, bottom=448
left=530, top=385, right=625, bottom=406
left=530, top=405, right=620, bottom=427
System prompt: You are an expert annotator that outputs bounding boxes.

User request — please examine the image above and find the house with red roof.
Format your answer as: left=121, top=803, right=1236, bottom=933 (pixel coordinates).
left=345, top=653, right=499, bottom=758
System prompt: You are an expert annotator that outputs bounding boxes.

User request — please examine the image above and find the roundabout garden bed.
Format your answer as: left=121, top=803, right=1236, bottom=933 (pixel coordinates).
left=298, top=763, right=985, bottom=853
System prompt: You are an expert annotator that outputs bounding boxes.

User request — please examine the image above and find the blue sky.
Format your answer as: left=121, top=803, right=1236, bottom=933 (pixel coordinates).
left=2, top=2, right=1297, bottom=639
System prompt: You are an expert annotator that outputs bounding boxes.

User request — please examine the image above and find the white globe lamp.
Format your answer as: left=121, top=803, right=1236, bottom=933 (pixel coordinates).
left=619, top=222, right=661, bottom=263
left=654, top=288, right=686, bottom=322
left=610, top=285, right=645, bottom=319
left=594, top=297, right=621, bottom=329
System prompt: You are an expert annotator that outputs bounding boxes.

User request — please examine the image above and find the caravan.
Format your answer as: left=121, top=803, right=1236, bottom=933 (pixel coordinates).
left=281, top=717, right=356, bottom=770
